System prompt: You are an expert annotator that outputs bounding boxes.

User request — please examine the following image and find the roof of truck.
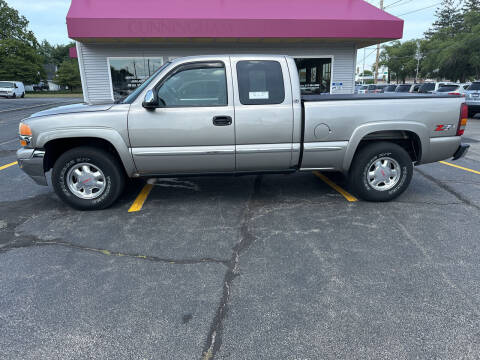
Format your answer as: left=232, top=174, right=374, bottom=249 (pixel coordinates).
left=67, top=0, right=403, bottom=41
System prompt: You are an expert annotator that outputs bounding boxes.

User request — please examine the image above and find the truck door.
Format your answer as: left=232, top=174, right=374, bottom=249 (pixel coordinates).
left=231, top=56, right=295, bottom=171
left=127, top=57, right=236, bottom=175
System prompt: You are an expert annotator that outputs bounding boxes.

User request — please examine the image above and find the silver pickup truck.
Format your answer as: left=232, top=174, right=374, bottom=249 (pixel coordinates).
left=17, top=55, right=470, bottom=210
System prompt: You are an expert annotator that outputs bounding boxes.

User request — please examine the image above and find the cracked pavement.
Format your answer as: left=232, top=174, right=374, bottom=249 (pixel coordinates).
left=1, top=99, right=480, bottom=359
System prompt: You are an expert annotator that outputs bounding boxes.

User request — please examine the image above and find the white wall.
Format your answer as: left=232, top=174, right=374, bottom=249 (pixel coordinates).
left=77, top=41, right=357, bottom=104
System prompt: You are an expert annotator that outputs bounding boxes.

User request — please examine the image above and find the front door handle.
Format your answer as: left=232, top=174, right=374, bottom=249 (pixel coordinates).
left=213, top=116, right=232, bottom=126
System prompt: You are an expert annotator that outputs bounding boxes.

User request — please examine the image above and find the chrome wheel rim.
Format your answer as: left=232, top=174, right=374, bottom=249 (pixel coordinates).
left=367, top=157, right=401, bottom=191
left=66, top=163, right=106, bottom=199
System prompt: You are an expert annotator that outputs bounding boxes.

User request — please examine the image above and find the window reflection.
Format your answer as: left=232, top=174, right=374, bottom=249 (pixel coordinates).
left=294, top=58, right=332, bottom=95
left=110, top=58, right=164, bottom=100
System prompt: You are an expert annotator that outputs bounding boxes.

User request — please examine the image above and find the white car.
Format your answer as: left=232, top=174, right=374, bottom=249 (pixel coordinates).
left=466, top=81, right=480, bottom=118
left=418, top=82, right=456, bottom=94
left=0, top=81, right=25, bottom=99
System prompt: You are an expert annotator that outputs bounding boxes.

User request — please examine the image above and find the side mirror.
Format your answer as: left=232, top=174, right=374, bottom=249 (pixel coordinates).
left=142, top=90, right=159, bottom=110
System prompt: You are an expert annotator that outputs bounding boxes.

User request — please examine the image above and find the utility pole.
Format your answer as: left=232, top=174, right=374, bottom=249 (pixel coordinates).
left=415, top=41, right=421, bottom=84
left=362, top=48, right=366, bottom=85
left=374, top=0, right=384, bottom=84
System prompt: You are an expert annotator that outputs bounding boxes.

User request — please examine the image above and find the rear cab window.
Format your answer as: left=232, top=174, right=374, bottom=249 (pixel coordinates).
left=236, top=60, right=285, bottom=105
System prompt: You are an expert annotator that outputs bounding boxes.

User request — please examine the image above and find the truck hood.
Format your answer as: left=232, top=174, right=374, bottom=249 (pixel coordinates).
left=29, top=103, right=114, bottom=119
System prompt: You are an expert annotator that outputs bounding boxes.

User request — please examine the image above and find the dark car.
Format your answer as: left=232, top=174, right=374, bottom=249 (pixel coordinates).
left=395, top=84, right=413, bottom=93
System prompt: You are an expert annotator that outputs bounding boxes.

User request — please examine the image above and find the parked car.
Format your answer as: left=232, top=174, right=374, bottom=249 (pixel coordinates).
left=17, top=55, right=469, bottom=210
left=418, top=82, right=456, bottom=94
left=395, top=84, right=413, bottom=93
left=383, top=84, right=398, bottom=93
left=372, top=85, right=388, bottom=94
left=433, top=84, right=466, bottom=96
left=409, top=84, right=422, bottom=93
left=357, top=84, right=379, bottom=94
left=0, top=81, right=25, bottom=98
left=354, top=85, right=363, bottom=94
left=466, top=81, right=480, bottom=118
left=33, top=81, right=49, bottom=92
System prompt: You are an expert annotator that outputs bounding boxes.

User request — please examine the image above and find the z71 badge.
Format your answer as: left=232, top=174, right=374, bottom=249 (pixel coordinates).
left=435, top=124, right=454, bottom=132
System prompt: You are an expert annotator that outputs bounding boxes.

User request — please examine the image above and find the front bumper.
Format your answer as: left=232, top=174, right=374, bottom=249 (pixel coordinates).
left=452, top=144, right=470, bottom=161
left=16, top=148, right=47, bottom=186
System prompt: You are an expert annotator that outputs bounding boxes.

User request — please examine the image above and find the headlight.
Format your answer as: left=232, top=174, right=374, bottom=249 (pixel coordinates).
left=19, top=123, right=32, bottom=147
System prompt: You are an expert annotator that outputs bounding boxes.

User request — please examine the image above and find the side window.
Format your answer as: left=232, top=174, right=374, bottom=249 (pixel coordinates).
left=237, top=60, right=285, bottom=105
left=157, top=62, right=227, bottom=107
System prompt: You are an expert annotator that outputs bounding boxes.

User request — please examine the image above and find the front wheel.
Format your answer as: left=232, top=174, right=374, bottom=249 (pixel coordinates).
left=348, top=142, right=413, bottom=202
left=21, top=92, right=25, bottom=98
left=52, top=146, right=125, bottom=210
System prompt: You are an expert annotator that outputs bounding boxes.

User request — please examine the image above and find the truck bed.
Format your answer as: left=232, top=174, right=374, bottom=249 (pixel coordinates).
left=302, top=94, right=461, bottom=102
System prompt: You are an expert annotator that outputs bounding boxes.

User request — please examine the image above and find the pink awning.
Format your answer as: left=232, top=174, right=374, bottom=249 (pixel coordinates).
left=67, top=0, right=403, bottom=40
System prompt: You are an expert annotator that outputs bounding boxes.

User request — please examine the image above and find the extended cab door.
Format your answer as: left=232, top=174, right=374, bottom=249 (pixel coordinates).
left=231, top=56, right=295, bottom=171
left=127, top=57, right=235, bottom=175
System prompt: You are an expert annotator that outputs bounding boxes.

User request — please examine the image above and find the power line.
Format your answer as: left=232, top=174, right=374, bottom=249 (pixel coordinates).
left=395, top=1, right=442, bottom=17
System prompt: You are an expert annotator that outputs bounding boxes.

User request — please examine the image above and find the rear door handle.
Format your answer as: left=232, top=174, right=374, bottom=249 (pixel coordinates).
left=213, top=116, right=232, bottom=126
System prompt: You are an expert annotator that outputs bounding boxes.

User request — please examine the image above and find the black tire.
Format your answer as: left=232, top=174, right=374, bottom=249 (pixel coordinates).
left=52, top=146, right=125, bottom=210
left=12, top=93, right=16, bottom=99
left=21, top=92, right=25, bottom=98
left=348, top=142, right=413, bottom=202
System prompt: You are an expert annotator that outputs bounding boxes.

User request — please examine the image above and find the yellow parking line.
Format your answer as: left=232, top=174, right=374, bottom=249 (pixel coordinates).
left=439, top=161, right=480, bottom=175
left=313, top=171, right=358, bottom=202
left=0, top=161, right=18, bottom=171
left=128, top=183, right=154, bottom=212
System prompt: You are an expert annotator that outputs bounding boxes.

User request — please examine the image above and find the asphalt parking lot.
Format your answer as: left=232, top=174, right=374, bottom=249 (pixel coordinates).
left=1, top=98, right=480, bottom=359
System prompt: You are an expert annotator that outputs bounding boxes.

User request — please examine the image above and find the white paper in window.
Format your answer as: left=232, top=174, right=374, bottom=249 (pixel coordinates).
left=249, top=91, right=269, bottom=100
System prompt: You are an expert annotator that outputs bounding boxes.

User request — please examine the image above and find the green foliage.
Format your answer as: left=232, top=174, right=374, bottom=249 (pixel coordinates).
left=0, top=0, right=37, bottom=45
left=380, top=0, right=480, bottom=82
left=379, top=40, right=419, bottom=83
left=39, top=40, right=76, bottom=67
left=0, top=0, right=45, bottom=83
left=0, top=38, right=45, bottom=83
left=54, top=59, right=81, bottom=91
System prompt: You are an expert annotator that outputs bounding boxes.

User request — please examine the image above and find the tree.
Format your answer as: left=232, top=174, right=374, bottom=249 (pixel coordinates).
left=54, top=59, right=81, bottom=91
left=379, top=40, right=419, bottom=83
left=0, top=0, right=37, bottom=46
left=0, top=38, right=44, bottom=83
left=0, top=0, right=45, bottom=83
left=425, top=0, right=463, bottom=39
left=463, top=0, right=480, bottom=12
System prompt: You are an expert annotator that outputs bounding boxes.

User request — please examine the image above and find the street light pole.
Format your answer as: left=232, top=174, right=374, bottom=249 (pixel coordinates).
left=374, top=0, right=384, bottom=84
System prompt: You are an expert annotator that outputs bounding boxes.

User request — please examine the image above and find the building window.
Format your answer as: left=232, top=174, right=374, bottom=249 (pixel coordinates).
left=294, top=58, right=332, bottom=95
left=109, top=57, right=164, bottom=101
left=157, top=62, right=228, bottom=107
left=236, top=60, right=285, bottom=105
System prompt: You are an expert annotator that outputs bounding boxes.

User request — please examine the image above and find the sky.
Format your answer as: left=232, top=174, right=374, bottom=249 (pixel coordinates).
left=6, top=0, right=438, bottom=68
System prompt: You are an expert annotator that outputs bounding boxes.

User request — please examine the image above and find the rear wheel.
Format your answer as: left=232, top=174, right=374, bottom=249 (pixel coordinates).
left=52, top=146, right=125, bottom=210
left=349, top=142, right=413, bottom=202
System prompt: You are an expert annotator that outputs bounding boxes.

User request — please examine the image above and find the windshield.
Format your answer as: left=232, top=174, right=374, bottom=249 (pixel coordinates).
left=0, top=82, right=14, bottom=88
left=396, top=85, right=411, bottom=92
left=469, top=82, right=480, bottom=91
left=437, top=85, right=459, bottom=92
left=419, top=83, right=435, bottom=92
left=385, top=85, right=397, bottom=92
left=120, top=62, right=171, bottom=104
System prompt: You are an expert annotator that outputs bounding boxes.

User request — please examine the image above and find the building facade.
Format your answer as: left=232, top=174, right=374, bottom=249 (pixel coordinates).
left=67, top=0, right=403, bottom=104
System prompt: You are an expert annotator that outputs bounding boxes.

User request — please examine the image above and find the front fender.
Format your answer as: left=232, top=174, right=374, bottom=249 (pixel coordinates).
left=342, top=121, right=429, bottom=172
left=36, top=127, right=137, bottom=176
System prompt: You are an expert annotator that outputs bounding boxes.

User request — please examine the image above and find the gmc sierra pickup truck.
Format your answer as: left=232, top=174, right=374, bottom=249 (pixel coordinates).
left=17, top=55, right=470, bottom=210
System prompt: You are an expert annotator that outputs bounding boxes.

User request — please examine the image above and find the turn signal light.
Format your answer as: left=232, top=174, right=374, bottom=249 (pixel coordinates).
left=19, top=123, right=32, bottom=146
left=457, top=103, right=468, bottom=136
left=19, top=123, right=32, bottom=136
